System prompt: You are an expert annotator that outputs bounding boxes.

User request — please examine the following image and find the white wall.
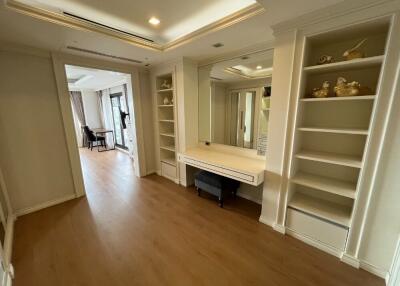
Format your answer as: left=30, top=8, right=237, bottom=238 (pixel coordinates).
left=0, top=48, right=75, bottom=213
left=177, top=58, right=199, bottom=186
left=81, top=89, right=103, bottom=129
left=138, top=71, right=156, bottom=174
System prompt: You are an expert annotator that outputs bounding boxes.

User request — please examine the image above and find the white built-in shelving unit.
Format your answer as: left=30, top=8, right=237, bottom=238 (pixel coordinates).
left=284, top=18, right=391, bottom=252
left=155, top=73, right=178, bottom=181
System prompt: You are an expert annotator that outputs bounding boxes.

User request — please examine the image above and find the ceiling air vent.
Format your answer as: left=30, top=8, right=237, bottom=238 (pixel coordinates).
left=66, top=46, right=143, bottom=64
left=63, top=12, right=154, bottom=43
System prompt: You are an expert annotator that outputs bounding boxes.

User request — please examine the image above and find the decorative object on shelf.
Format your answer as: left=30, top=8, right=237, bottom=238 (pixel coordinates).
left=317, top=55, right=334, bottom=65
left=170, top=98, right=174, bottom=104
left=343, top=38, right=367, bottom=60
left=163, top=97, right=170, bottom=105
left=311, top=81, right=330, bottom=98
left=160, top=79, right=172, bottom=90
left=334, top=77, right=361, bottom=97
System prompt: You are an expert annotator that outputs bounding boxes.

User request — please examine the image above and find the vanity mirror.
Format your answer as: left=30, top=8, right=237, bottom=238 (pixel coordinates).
left=198, top=49, right=273, bottom=153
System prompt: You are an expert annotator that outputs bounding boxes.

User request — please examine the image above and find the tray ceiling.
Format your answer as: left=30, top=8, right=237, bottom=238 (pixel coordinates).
left=10, top=0, right=262, bottom=49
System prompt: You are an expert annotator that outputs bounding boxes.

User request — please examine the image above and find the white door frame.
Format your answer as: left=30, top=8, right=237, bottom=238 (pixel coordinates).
left=52, top=52, right=147, bottom=197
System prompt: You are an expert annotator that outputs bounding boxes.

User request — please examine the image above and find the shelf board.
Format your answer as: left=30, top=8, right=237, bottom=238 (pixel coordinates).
left=296, top=150, right=362, bottom=168
left=301, top=95, right=375, bottom=102
left=288, top=192, right=352, bottom=227
left=303, top=55, right=384, bottom=74
left=158, top=104, right=174, bottom=107
left=160, top=133, right=175, bottom=138
left=298, top=127, right=369, bottom=135
left=291, top=172, right=356, bottom=199
left=159, top=119, right=175, bottom=123
left=160, top=145, right=175, bottom=152
left=157, top=88, right=173, bottom=93
left=261, top=108, right=270, bottom=111
left=161, top=158, right=176, bottom=166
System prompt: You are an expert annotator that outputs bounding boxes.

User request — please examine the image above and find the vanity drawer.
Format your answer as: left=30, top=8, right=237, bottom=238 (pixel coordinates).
left=286, top=208, right=348, bottom=251
left=182, top=156, right=255, bottom=184
left=161, top=162, right=176, bottom=181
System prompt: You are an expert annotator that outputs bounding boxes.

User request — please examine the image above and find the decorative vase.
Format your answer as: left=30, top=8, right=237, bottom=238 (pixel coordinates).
left=334, top=77, right=360, bottom=97
left=311, top=81, right=330, bottom=98
left=317, top=55, right=334, bottom=65
left=163, top=97, right=170, bottom=105
left=343, top=38, right=367, bottom=61
left=160, top=80, right=171, bottom=90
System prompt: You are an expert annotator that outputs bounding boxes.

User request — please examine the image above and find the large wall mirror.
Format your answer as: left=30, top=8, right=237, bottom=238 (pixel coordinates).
left=198, top=49, right=273, bottom=154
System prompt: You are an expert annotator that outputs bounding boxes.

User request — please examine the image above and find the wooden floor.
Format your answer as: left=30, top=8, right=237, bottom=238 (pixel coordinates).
left=12, top=148, right=384, bottom=286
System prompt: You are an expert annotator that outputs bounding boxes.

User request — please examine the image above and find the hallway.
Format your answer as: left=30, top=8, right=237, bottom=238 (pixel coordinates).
left=11, top=150, right=384, bottom=286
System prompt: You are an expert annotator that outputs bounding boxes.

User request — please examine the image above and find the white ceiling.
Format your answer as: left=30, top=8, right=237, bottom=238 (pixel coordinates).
left=0, top=0, right=343, bottom=67
left=17, top=0, right=257, bottom=44
left=66, top=65, right=128, bottom=90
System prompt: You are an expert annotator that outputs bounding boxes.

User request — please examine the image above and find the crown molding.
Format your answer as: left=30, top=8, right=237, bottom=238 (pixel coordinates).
left=271, top=0, right=399, bottom=36
left=162, top=3, right=266, bottom=51
left=5, top=0, right=265, bottom=52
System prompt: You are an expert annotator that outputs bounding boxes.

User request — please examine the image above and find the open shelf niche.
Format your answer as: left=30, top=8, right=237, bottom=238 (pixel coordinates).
left=284, top=18, right=391, bottom=252
left=155, top=73, right=178, bottom=181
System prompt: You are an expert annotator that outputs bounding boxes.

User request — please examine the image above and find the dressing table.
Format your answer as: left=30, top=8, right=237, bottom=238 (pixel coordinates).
left=178, top=144, right=265, bottom=186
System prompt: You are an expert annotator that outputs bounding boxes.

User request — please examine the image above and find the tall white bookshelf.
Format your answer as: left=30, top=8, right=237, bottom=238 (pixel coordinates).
left=284, top=19, right=391, bottom=253
left=155, top=73, right=178, bottom=182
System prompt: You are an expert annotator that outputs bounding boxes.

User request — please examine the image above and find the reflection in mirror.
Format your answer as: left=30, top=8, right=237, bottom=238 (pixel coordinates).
left=198, top=49, right=273, bottom=153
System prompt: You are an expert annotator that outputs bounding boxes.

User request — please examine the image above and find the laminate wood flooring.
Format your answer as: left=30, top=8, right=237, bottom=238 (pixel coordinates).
left=12, top=148, right=384, bottom=286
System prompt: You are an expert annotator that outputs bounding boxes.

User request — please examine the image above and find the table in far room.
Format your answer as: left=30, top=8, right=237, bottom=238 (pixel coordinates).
left=93, top=129, right=115, bottom=152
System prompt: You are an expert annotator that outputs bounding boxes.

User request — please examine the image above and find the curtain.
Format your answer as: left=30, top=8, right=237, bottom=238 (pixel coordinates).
left=71, top=101, right=83, bottom=147
left=69, top=91, right=86, bottom=126
left=96, top=90, right=106, bottom=128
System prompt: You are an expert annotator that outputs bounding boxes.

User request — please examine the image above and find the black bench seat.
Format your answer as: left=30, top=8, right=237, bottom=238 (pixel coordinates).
left=194, top=170, right=240, bottom=207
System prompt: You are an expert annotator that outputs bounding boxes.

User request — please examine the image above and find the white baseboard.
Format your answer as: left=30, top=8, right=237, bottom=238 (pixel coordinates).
left=15, top=193, right=77, bottom=217
left=341, top=253, right=360, bottom=268
left=272, top=223, right=286, bottom=234
left=360, top=260, right=388, bottom=280
left=236, top=191, right=262, bottom=204
left=146, top=169, right=157, bottom=176
left=286, top=229, right=343, bottom=258
left=258, top=215, right=273, bottom=227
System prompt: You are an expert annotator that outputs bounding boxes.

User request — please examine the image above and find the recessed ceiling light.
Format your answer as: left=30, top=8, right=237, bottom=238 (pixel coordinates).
left=212, top=43, right=224, bottom=48
left=149, top=17, right=160, bottom=26
left=256, top=65, right=262, bottom=70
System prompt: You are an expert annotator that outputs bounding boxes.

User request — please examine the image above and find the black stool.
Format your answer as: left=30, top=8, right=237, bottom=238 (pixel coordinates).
left=194, top=170, right=240, bottom=207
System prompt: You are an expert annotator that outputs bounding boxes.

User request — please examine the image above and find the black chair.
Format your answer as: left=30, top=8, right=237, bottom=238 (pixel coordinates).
left=82, top=126, right=106, bottom=151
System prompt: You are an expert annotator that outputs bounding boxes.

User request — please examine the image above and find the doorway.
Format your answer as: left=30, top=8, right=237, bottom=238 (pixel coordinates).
left=228, top=89, right=256, bottom=148
left=110, top=92, right=129, bottom=150
left=63, top=64, right=137, bottom=194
